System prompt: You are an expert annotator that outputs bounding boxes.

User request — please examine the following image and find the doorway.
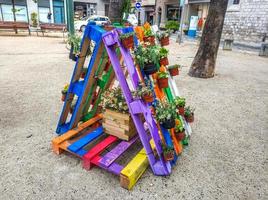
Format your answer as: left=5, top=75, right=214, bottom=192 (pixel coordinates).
left=53, top=0, right=65, bottom=24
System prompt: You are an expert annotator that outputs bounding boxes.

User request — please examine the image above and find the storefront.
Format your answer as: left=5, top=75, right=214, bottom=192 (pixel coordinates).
left=166, top=4, right=181, bottom=21
left=74, top=1, right=97, bottom=19
left=0, top=0, right=28, bottom=22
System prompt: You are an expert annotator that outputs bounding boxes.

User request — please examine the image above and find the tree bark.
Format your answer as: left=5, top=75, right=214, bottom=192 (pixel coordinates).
left=188, top=0, right=229, bottom=78
left=108, top=0, right=124, bottom=23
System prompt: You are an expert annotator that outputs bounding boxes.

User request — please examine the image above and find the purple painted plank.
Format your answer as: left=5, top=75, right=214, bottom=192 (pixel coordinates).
left=107, top=162, right=124, bottom=175
left=99, top=135, right=138, bottom=168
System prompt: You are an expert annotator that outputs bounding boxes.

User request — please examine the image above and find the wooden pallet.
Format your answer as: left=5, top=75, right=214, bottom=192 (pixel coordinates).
left=52, top=115, right=156, bottom=189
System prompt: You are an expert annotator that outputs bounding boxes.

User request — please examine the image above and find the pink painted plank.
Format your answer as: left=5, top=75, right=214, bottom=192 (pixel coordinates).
left=99, top=135, right=138, bottom=168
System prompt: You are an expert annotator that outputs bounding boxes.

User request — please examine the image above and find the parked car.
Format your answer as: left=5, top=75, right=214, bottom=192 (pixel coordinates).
left=74, top=15, right=111, bottom=32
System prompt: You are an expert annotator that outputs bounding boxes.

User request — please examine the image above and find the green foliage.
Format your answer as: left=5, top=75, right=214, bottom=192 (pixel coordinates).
left=144, top=28, right=155, bottom=37
left=61, top=84, right=69, bottom=94
left=31, top=12, right=38, bottom=27
left=133, top=81, right=153, bottom=99
left=161, top=143, right=174, bottom=154
left=165, top=20, right=179, bottom=32
left=174, top=97, right=186, bottom=107
left=120, top=0, right=131, bottom=20
left=135, top=45, right=160, bottom=68
left=175, top=125, right=185, bottom=133
left=119, top=32, right=134, bottom=40
left=67, top=34, right=81, bottom=55
left=184, top=106, right=195, bottom=117
left=168, top=64, right=180, bottom=70
left=159, top=47, right=168, bottom=59
left=157, top=71, right=168, bottom=79
left=155, top=101, right=176, bottom=124
left=156, top=30, right=171, bottom=40
left=100, top=87, right=129, bottom=113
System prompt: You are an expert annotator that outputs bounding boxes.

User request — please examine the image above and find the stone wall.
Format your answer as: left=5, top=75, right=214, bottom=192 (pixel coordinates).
left=223, top=0, right=268, bottom=46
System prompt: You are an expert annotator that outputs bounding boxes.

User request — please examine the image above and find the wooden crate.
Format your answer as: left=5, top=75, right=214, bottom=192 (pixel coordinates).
left=103, top=109, right=137, bottom=141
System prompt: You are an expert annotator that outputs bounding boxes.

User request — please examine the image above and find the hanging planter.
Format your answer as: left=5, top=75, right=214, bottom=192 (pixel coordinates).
left=174, top=97, right=186, bottom=115
left=67, top=34, right=81, bottom=62
left=143, top=63, right=158, bottom=75
left=184, top=106, right=195, bottom=123
left=175, top=125, right=186, bottom=141
left=162, top=145, right=175, bottom=161
left=80, top=68, right=87, bottom=79
left=157, top=71, right=169, bottom=88
left=142, top=94, right=154, bottom=103
left=120, top=32, right=134, bottom=49
left=61, top=84, right=69, bottom=102
left=133, top=81, right=154, bottom=103
left=168, top=64, right=180, bottom=76
left=155, top=101, right=177, bottom=129
left=157, top=30, right=171, bottom=46
left=161, top=118, right=176, bottom=129
left=160, top=37, right=169, bottom=46
left=143, top=28, right=155, bottom=46
left=160, top=57, right=169, bottom=66
left=159, top=47, right=169, bottom=66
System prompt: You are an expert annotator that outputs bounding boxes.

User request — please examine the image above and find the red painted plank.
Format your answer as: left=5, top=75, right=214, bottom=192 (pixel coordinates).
left=82, top=136, right=118, bottom=170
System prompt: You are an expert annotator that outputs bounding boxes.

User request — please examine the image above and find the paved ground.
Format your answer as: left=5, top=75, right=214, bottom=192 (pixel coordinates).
left=0, top=36, right=267, bottom=200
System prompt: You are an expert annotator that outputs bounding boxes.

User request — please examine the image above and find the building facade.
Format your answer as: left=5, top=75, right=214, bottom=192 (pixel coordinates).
left=131, top=0, right=155, bottom=25
left=223, top=0, right=268, bottom=46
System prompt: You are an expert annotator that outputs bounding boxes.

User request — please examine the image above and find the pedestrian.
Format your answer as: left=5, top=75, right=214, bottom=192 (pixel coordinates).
left=47, top=11, right=52, bottom=24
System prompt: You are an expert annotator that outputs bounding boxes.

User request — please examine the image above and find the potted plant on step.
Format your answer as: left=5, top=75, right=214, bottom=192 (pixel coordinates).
left=143, top=29, right=155, bottom=46
left=155, top=101, right=176, bottom=129
left=157, top=71, right=169, bottom=88
left=161, top=144, right=175, bottom=161
left=135, top=46, right=159, bottom=75
left=184, top=106, right=195, bottom=123
left=157, top=30, right=170, bottom=46
left=174, top=97, right=186, bottom=115
left=133, top=82, right=154, bottom=103
left=67, top=34, right=81, bottom=61
left=159, top=47, right=169, bottom=66
left=168, top=64, right=180, bottom=76
left=175, top=125, right=185, bottom=141
left=120, top=32, right=134, bottom=49
left=61, top=84, right=69, bottom=102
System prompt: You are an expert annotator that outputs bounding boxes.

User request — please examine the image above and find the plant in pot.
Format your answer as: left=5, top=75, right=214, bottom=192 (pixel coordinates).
left=61, top=84, right=69, bottom=102
left=143, top=29, right=155, bottom=46
left=184, top=106, right=195, bottom=123
left=119, top=32, right=134, bottom=49
left=159, top=47, right=169, bottom=66
left=135, top=45, right=159, bottom=75
left=133, top=81, right=154, bottom=103
left=155, top=101, right=176, bottom=129
left=161, top=143, right=175, bottom=161
left=168, top=64, right=180, bottom=76
left=80, top=68, right=88, bottom=79
left=67, top=34, right=81, bottom=61
left=175, top=125, right=186, bottom=141
left=157, top=71, right=169, bottom=89
left=157, top=30, right=171, bottom=46
left=174, top=97, right=186, bottom=115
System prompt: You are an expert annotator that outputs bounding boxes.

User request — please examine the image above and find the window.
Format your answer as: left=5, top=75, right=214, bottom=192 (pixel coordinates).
left=233, top=0, right=240, bottom=4
left=1, top=4, right=28, bottom=22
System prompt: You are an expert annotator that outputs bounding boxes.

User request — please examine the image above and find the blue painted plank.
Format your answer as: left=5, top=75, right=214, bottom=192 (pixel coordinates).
left=67, top=126, right=104, bottom=153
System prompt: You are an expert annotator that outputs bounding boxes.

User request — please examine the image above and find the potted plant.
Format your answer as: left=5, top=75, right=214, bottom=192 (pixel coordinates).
left=168, top=64, right=180, bottom=76
left=184, top=106, right=195, bottom=123
left=175, top=125, right=185, bottom=141
left=159, top=47, right=169, bottom=66
left=157, top=30, right=170, bottom=46
left=157, top=71, right=169, bottom=89
left=61, top=84, right=69, bottom=102
left=161, top=144, right=175, bottom=161
left=165, top=20, right=179, bottom=33
left=174, top=97, right=186, bottom=115
left=155, top=101, right=176, bottom=129
left=67, top=34, right=81, bottom=61
left=135, top=46, right=159, bottom=75
left=143, top=29, right=155, bottom=46
left=133, top=82, right=154, bottom=103
left=120, top=32, right=134, bottom=49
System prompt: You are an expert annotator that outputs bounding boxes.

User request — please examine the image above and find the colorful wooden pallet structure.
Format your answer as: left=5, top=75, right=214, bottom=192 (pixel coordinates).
left=52, top=24, right=193, bottom=189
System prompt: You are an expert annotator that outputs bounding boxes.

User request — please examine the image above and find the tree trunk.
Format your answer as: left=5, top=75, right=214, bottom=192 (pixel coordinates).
left=188, top=0, right=228, bottom=78
left=11, top=0, right=18, bottom=34
left=108, top=0, right=124, bottom=23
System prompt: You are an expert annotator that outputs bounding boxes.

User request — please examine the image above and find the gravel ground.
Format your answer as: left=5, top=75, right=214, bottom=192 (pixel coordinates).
left=0, top=36, right=267, bottom=200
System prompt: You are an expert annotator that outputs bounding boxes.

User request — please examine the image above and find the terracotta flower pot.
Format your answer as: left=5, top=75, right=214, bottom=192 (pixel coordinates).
left=185, top=114, right=194, bottom=123
left=144, top=36, right=155, bottom=46
left=175, top=131, right=185, bottom=141
left=121, top=35, right=134, bottom=49
left=178, top=106, right=185, bottom=115
left=143, top=63, right=158, bottom=75
left=169, top=67, right=179, bottom=76
left=61, top=93, right=66, bottom=102
left=81, top=71, right=86, bottom=79
left=161, top=118, right=175, bottom=129
left=142, top=94, right=154, bottom=103
left=151, top=107, right=156, bottom=115
left=160, top=57, right=169, bottom=66
left=160, top=37, right=169, bottom=46
left=163, top=151, right=174, bottom=161
left=157, top=77, right=168, bottom=88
